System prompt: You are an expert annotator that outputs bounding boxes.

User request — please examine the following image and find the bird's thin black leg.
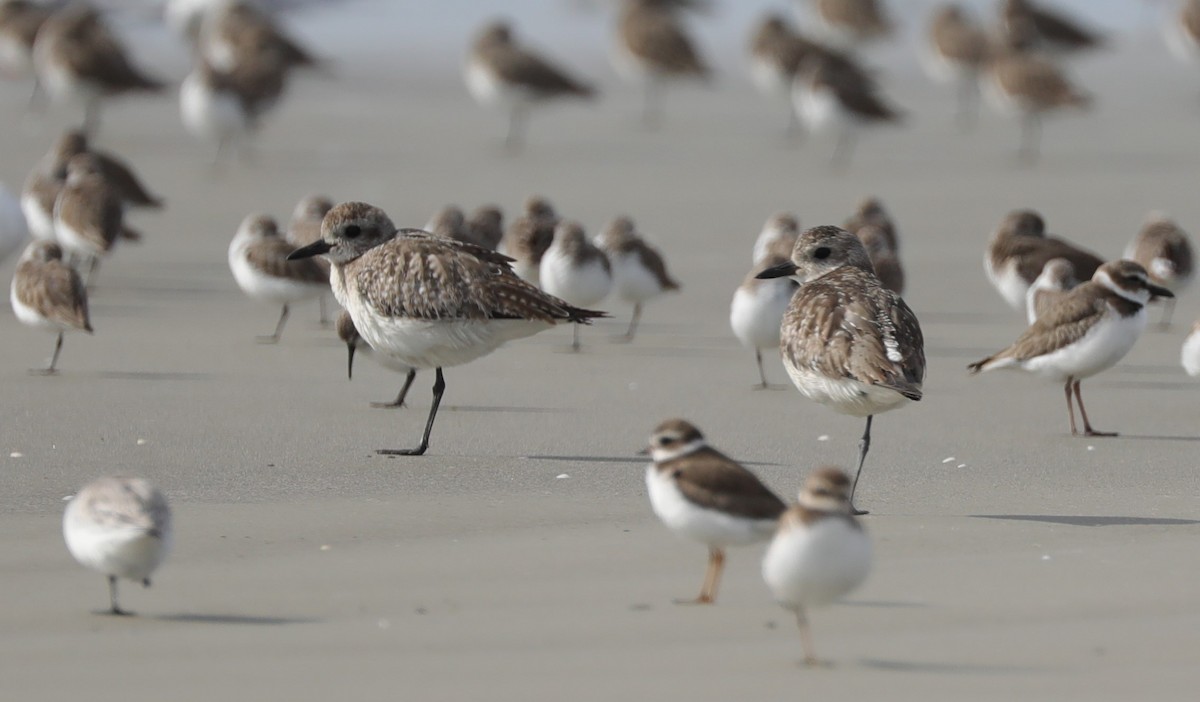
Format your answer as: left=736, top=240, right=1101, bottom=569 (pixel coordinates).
left=849, top=415, right=873, bottom=515
left=378, top=368, right=444, bottom=456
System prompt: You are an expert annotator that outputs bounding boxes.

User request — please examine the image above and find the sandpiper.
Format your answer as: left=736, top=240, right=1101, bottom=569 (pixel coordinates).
left=1000, top=0, right=1103, bottom=56
left=499, top=195, right=558, bottom=286
left=761, top=467, right=871, bottom=666
left=752, top=212, right=801, bottom=264
left=731, top=252, right=799, bottom=389
left=465, top=20, right=595, bottom=151
left=984, top=209, right=1104, bottom=316
left=425, top=205, right=467, bottom=241
left=287, top=202, right=605, bottom=456
left=793, top=53, right=902, bottom=170
left=336, top=309, right=418, bottom=409
left=465, top=205, right=504, bottom=251
left=287, top=194, right=334, bottom=324
left=924, top=4, right=991, bottom=129
left=1025, top=257, right=1076, bottom=325
left=1183, top=321, right=1200, bottom=377
left=748, top=14, right=821, bottom=136
left=179, top=47, right=288, bottom=163
left=199, top=0, right=318, bottom=71
left=229, top=213, right=327, bottom=343
left=594, top=215, right=681, bottom=341
left=614, top=0, right=711, bottom=129
left=642, top=419, right=786, bottom=604
left=54, top=153, right=140, bottom=282
left=10, top=240, right=91, bottom=374
left=757, top=225, right=924, bottom=514
left=1123, top=213, right=1193, bottom=328
left=855, top=224, right=903, bottom=295
left=969, top=260, right=1171, bottom=437
left=807, top=0, right=892, bottom=47
left=539, top=220, right=613, bottom=351
left=63, top=476, right=171, bottom=615
left=0, top=182, right=27, bottom=263
left=32, top=3, right=164, bottom=134
left=984, top=35, right=1091, bottom=164
left=843, top=196, right=898, bottom=252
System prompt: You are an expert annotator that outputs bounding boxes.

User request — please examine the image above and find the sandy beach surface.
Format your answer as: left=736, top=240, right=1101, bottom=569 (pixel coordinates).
left=1, top=4, right=1199, bottom=700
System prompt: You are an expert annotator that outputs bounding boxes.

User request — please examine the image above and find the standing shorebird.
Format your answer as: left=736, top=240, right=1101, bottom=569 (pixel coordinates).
left=287, top=202, right=605, bottom=456
left=1123, top=213, right=1193, bottom=329
left=32, top=4, right=164, bottom=135
left=985, top=209, right=1104, bottom=316
left=969, top=260, right=1171, bottom=436
left=539, top=220, right=613, bottom=351
left=757, top=226, right=924, bottom=515
left=54, top=153, right=141, bottom=282
left=923, top=4, right=991, bottom=130
left=793, top=53, right=902, bottom=171
left=286, top=194, right=334, bottom=325
left=499, top=195, right=558, bottom=287
left=642, top=419, right=786, bottom=604
left=805, top=0, right=892, bottom=47
left=613, top=0, right=711, bottom=129
left=1025, top=257, right=1076, bottom=325
left=336, top=309, right=418, bottom=409
left=1000, top=0, right=1104, bottom=56
left=464, top=20, right=596, bottom=151
left=229, top=213, right=327, bottom=343
left=10, top=240, right=91, bottom=374
left=594, top=215, right=681, bottom=341
left=752, top=212, right=801, bottom=264
left=731, top=252, right=799, bottom=389
left=747, top=14, right=824, bottom=137
left=63, top=476, right=171, bottom=615
left=1183, top=321, right=1200, bottom=377
left=762, top=467, right=871, bottom=666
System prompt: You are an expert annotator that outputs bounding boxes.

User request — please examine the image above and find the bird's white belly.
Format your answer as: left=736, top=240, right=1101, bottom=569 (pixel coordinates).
left=63, top=515, right=170, bottom=582
left=1021, top=308, right=1147, bottom=381
left=794, top=84, right=845, bottom=134
left=611, top=252, right=663, bottom=303
left=464, top=60, right=519, bottom=108
left=783, top=361, right=910, bottom=417
left=181, top=71, right=247, bottom=141
left=20, top=192, right=53, bottom=242
left=1182, top=330, right=1200, bottom=377
left=539, top=250, right=611, bottom=307
left=730, top=283, right=792, bottom=352
left=645, top=465, right=776, bottom=548
left=762, top=518, right=871, bottom=610
left=11, top=283, right=64, bottom=331
left=987, top=256, right=1030, bottom=312
left=228, top=248, right=325, bottom=304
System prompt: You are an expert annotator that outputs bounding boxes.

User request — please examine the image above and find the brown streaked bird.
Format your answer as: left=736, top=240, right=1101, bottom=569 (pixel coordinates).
left=747, top=14, right=817, bottom=136
left=197, top=0, right=319, bottom=72
left=287, top=202, right=605, bottom=456
left=752, top=212, right=801, bottom=264
left=228, top=213, right=328, bottom=343
left=924, top=4, right=991, bottom=130
left=1000, top=0, right=1104, bottom=56
left=32, top=3, right=164, bottom=135
left=464, top=20, right=595, bottom=151
left=984, top=209, right=1104, bottom=316
left=0, top=0, right=52, bottom=81
left=10, top=240, right=92, bottom=374
left=793, top=53, right=902, bottom=170
left=180, top=48, right=289, bottom=164
left=969, top=260, right=1171, bottom=437
left=614, top=0, right=711, bottom=129
left=287, top=193, right=335, bottom=325
left=984, top=34, right=1091, bottom=164
left=642, top=419, right=786, bottom=604
left=808, top=0, right=892, bottom=46
left=465, top=205, right=504, bottom=251
left=761, top=467, right=871, bottom=666
left=1025, top=257, right=1076, bottom=325
left=336, top=309, right=418, bottom=410
left=539, top=220, right=613, bottom=351
left=843, top=196, right=898, bottom=252
left=594, top=215, right=681, bottom=341
left=855, top=224, right=903, bottom=295
left=731, top=251, right=799, bottom=389
left=1123, top=213, right=1194, bottom=329
left=22, top=130, right=162, bottom=244
left=499, top=195, right=559, bottom=286
left=757, top=226, right=925, bottom=514
left=54, top=153, right=139, bottom=283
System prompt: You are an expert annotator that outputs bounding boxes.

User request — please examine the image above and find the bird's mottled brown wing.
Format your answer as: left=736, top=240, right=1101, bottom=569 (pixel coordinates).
left=95, top=152, right=161, bottom=208
left=621, top=9, right=709, bottom=76
left=488, top=45, right=593, bottom=97
left=664, top=448, right=786, bottom=521
left=783, top=267, right=923, bottom=399
left=62, top=17, right=162, bottom=92
left=243, top=236, right=327, bottom=284
left=15, top=259, right=91, bottom=331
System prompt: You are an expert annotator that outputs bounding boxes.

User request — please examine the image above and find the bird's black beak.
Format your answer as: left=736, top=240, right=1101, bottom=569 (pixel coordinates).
left=1148, top=283, right=1175, bottom=299
left=288, top=240, right=331, bottom=260
left=755, top=261, right=798, bottom=279
left=346, top=341, right=356, bottom=380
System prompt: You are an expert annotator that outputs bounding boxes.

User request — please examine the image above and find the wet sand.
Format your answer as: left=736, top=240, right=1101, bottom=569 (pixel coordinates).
left=1, top=19, right=1198, bottom=702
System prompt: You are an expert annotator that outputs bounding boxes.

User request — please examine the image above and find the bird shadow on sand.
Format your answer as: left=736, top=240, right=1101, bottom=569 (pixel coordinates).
left=970, top=515, right=1200, bottom=527
left=151, top=613, right=316, bottom=626
left=857, top=658, right=1056, bottom=675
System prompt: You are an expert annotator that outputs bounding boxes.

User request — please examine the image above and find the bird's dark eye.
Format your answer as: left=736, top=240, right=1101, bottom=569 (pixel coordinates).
left=344, top=225, right=362, bottom=239
left=657, top=436, right=672, bottom=446
left=813, top=247, right=831, bottom=260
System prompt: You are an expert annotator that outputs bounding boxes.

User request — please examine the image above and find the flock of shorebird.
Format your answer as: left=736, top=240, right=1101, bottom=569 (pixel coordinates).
left=2, top=0, right=1200, bottom=667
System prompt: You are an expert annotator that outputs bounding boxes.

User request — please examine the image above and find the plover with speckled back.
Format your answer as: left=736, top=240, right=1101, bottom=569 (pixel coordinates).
left=288, top=202, right=605, bottom=456
left=642, top=419, right=786, bottom=604
left=1123, top=213, right=1193, bottom=328
left=762, top=467, right=870, bottom=666
left=969, top=260, right=1171, bottom=436
left=63, top=476, right=171, bottom=615
left=757, top=226, right=924, bottom=514
left=539, top=220, right=613, bottom=351
left=229, top=213, right=327, bottom=343
left=10, top=240, right=91, bottom=374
